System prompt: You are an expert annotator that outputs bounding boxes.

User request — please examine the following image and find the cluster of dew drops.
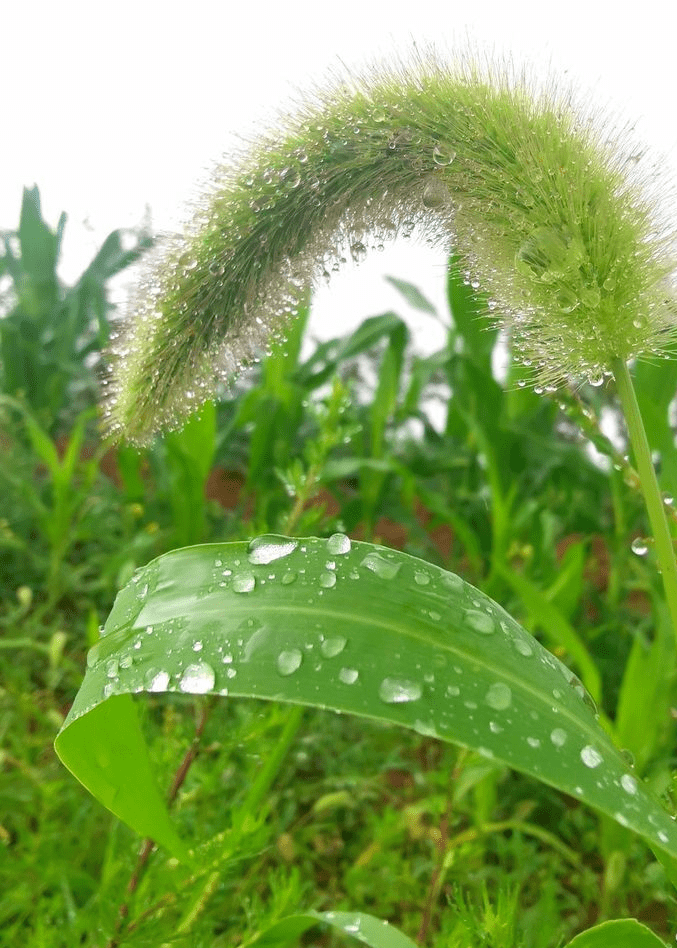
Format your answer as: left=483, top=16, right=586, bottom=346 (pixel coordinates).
left=83, top=532, right=677, bottom=845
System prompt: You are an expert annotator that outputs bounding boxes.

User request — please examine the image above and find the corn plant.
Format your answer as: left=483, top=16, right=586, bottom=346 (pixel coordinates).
left=56, top=51, right=677, bottom=946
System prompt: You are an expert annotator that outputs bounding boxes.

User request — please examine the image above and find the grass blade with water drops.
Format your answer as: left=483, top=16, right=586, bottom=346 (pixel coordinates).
left=55, top=535, right=677, bottom=863
left=564, top=918, right=669, bottom=948
left=241, top=910, right=419, bottom=948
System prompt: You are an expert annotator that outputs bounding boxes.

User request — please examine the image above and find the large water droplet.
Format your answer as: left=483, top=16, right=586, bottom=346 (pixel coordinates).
left=550, top=728, right=567, bottom=747
left=233, top=572, right=256, bottom=593
left=87, top=643, right=102, bottom=667
left=319, top=571, right=337, bottom=588
left=631, top=537, right=649, bottom=556
left=248, top=535, right=298, bottom=564
left=379, top=677, right=422, bottom=704
left=350, top=241, right=367, bottom=264
left=327, top=533, right=352, bottom=555
left=513, top=637, right=534, bottom=657
left=277, top=649, right=303, bottom=676
left=414, top=570, right=431, bottom=586
left=361, top=552, right=401, bottom=580
left=432, top=144, right=456, bottom=165
left=146, top=669, right=170, bottom=692
left=580, top=745, right=603, bottom=769
left=179, top=662, right=215, bottom=694
left=422, top=176, right=450, bottom=209
left=485, top=682, right=512, bottom=710
left=464, top=609, right=495, bottom=635
left=620, top=774, right=638, bottom=795
left=320, top=636, right=347, bottom=658
left=339, top=667, right=359, bottom=684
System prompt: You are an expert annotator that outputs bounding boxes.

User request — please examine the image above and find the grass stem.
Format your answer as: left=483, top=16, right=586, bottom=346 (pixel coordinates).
left=611, top=357, right=677, bottom=643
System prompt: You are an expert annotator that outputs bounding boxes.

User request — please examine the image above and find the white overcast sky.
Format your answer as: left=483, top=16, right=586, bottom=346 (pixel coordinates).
left=5, top=0, right=677, bottom=351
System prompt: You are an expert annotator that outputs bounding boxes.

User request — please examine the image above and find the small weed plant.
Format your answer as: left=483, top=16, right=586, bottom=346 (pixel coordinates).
left=6, top=48, right=677, bottom=946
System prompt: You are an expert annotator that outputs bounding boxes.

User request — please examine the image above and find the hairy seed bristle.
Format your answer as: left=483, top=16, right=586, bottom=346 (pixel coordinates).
left=104, top=47, right=677, bottom=444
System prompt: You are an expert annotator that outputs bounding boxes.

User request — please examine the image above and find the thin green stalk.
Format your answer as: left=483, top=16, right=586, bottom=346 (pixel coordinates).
left=611, top=357, right=677, bottom=642
left=172, top=704, right=305, bottom=937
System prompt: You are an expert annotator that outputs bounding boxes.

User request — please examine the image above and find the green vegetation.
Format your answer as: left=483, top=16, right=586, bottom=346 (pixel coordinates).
left=4, top=52, right=677, bottom=948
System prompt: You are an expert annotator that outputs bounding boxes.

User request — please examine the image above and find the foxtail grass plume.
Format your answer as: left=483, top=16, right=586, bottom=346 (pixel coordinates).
left=105, top=49, right=677, bottom=443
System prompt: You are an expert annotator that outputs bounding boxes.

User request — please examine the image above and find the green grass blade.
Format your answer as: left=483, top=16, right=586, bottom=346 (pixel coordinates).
left=55, top=536, right=677, bottom=864
left=242, top=910, right=418, bottom=948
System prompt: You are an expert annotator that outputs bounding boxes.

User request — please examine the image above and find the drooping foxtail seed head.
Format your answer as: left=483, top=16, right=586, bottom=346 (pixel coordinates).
left=104, top=49, right=677, bottom=443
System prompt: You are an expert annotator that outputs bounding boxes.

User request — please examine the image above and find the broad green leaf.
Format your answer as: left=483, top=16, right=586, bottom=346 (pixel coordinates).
left=242, top=910, right=417, bottom=948
left=55, top=536, right=677, bottom=864
left=565, top=918, right=668, bottom=948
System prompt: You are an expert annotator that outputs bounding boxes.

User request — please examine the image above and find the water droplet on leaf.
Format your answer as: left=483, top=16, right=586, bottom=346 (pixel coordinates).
left=146, top=669, right=170, bottom=692
left=248, top=535, right=298, bottom=564
left=580, top=745, right=603, bottom=769
left=277, top=649, right=303, bottom=676
left=320, top=636, right=347, bottom=658
left=379, top=677, right=422, bottom=704
left=233, top=572, right=256, bottom=593
left=327, top=533, right=351, bottom=555
left=361, top=552, right=401, bottom=580
left=179, top=662, right=215, bottom=694
left=465, top=609, right=495, bottom=635
left=485, top=682, right=512, bottom=710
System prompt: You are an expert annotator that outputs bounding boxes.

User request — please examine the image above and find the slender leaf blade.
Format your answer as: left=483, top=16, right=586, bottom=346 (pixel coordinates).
left=565, top=918, right=668, bottom=948
left=55, top=537, right=677, bottom=864
left=242, top=910, right=418, bottom=948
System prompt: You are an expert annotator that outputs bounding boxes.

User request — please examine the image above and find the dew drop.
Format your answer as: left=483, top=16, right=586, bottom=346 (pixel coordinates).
left=320, top=636, right=347, bottom=658
left=192, top=640, right=203, bottom=652
left=485, top=682, right=512, bottom=710
left=441, top=571, right=463, bottom=591
left=179, top=662, right=215, bottom=694
left=658, top=830, right=669, bottom=844
left=86, top=643, right=102, bottom=667
left=432, top=144, right=456, bottom=165
left=550, top=728, right=567, bottom=747
left=422, top=176, right=450, bottom=208
left=339, top=667, right=359, bottom=684
left=319, top=571, right=337, bottom=589
left=631, top=537, right=649, bottom=556
left=350, top=241, right=368, bottom=263
left=379, top=677, right=422, bottom=704
left=465, top=609, right=495, bottom=635
left=281, top=571, right=297, bottom=585
left=446, top=684, right=460, bottom=697
left=327, top=533, right=351, bottom=555
left=414, top=570, right=431, bottom=586
left=106, top=659, right=119, bottom=679
left=513, top=637, right=534, bottom=657
left=620, top=773, right=638, bottom=795
left=361, top=552, right=401, bottom=580
left=233, top=572, right=256, bottom=593
left=146, top=669, right=170, bottom=692
left=580, top=745, right=603, bottom=769
left=277, top=649, right=303, bottom=676
left=247, top=535, right=298, bottom=565
left=527, top=737, right=541, bottom=748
